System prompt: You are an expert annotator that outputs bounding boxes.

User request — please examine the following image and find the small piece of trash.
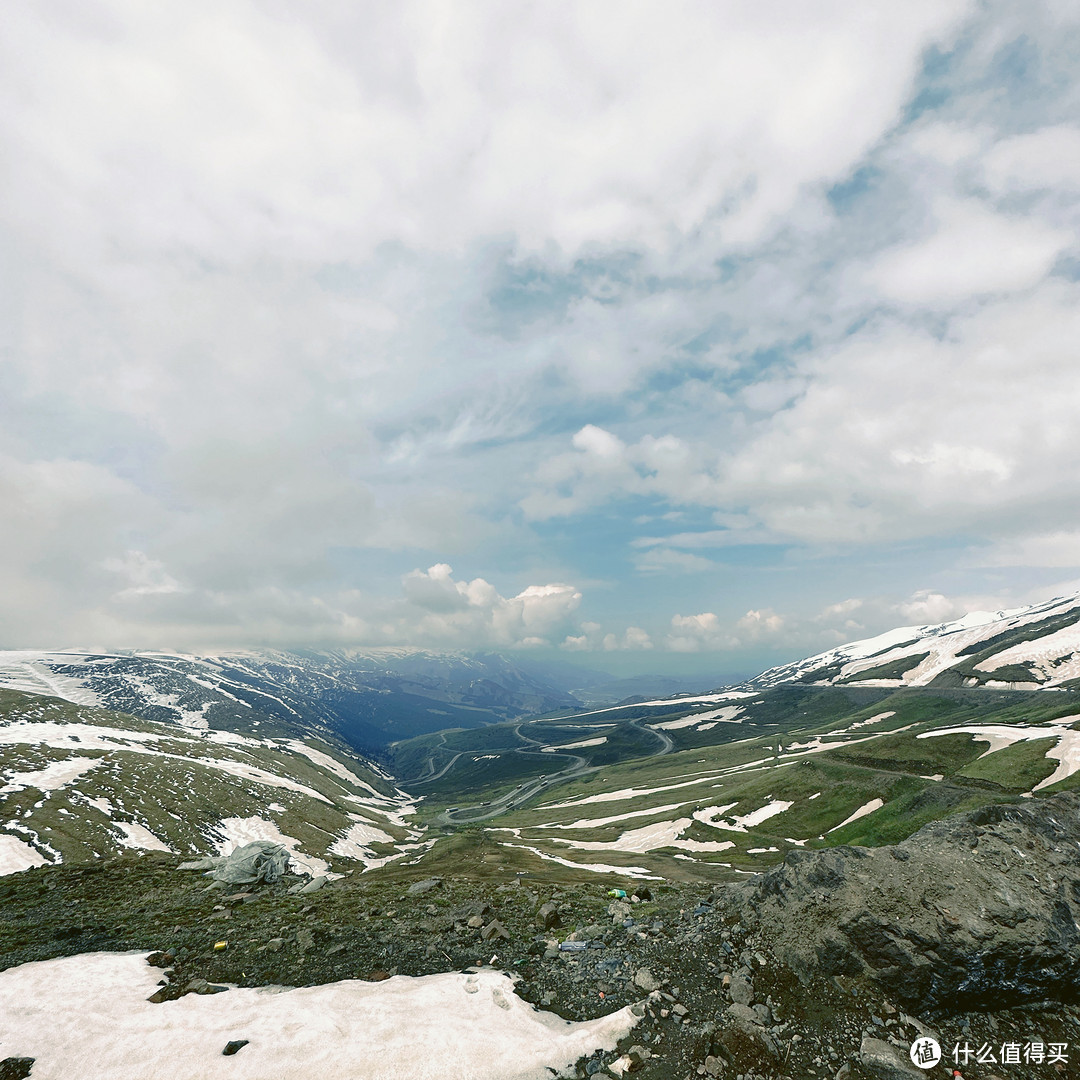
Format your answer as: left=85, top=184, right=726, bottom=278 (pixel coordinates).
left=559, top=941, right=588, bottom=951
left=213, top=941, right=228, bottom=951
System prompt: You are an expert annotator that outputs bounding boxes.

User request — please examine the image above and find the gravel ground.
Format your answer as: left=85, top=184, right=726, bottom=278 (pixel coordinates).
left=3, top=851, right=1080, bottom=1079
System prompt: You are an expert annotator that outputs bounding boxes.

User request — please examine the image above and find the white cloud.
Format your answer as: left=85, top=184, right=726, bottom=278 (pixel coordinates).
left=981, top=126, right=1080, bottom=195
left=865, top=199, right=1070, bottom=305
left=522, top=426, right=720, bottom=520
left=736, top=609, right=786, bottom=639
left=6, top=1, right=1080, bottom=658
left=395, top=565, right=582, bottom=649
left=970, top=531, right=1080, bottom=569
left=666, top=613, right=733, bottom=653
left=894, top=589, right=967, bottom=624
left=631, top=548, right=715, bottom=575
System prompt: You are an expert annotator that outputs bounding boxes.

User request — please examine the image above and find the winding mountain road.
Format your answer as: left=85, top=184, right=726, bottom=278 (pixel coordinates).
left=431, top=716, right=676, bottom=825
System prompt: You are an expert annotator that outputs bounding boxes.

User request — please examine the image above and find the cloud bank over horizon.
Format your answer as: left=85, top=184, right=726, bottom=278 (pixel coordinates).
left=4, top=1, right=1080, bottom=672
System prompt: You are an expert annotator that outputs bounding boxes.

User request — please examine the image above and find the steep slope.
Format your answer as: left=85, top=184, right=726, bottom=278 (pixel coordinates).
left=0, top=648, right=585, bottom=752
left=0, top=688, right=424, bottom=877
left=755, top=592, right=1080, bottom=690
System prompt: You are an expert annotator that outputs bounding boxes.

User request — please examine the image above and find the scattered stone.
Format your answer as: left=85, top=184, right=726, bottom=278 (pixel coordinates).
left=536, top=901, right=561, bottom=929
left=727, top=976, right=753, bottom=1006
left=265, top=937, right=284, bottom=952
left=299, top=876, right=327, bottom=894
left=296, top=929, right=314, bottom=953
left=633, top=967, right=659, bottom=992
left=858, top=1036, right=923, bottom=1079
left=467, top=915, right=484, bottom=929
left=480, top=919, right=510, bottom=942
left=222, top=1040, right=249, bottom=1056
left=725, top=1002, right=760, bottom=1025
left=406, top=878, right=442, bottom=896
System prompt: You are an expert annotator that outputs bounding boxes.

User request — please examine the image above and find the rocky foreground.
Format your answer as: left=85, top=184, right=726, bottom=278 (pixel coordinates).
left=3, top=796, right=1080, bottom=1079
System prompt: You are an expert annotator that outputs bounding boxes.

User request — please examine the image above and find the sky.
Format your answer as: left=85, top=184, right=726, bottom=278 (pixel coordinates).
left=3, top=1, right=1080, bottom=679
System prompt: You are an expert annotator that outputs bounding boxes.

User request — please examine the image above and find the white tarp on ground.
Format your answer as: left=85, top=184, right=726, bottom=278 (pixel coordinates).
left=0, top=952, right=640, bottom=1080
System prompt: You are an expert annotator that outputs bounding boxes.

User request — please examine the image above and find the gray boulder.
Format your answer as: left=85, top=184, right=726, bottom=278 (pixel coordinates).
left=736, top=792, right=1080, bottom=1011
left=858, top=1036, right=924, bottom=1079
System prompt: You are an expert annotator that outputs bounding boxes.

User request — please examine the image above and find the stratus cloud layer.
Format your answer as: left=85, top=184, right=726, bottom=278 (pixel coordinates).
left=3, top=1, right=1080, bottom=658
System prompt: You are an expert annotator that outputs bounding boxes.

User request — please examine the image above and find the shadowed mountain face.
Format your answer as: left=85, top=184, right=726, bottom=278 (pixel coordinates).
left=0, top=649, right=588, bottom=752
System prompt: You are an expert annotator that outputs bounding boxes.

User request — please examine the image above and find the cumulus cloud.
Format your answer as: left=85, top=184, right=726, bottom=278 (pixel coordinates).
left=521, top=426, right=720, bottom=521
left=666, top=613, right=732, bottom=653
left=393, top=565, right=582, bottom=649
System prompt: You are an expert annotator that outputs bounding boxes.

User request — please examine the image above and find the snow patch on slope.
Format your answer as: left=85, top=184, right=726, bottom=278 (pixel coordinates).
left=0, top=952, right=641, bottom=1080
left=0, top=833, right=48, bottom=874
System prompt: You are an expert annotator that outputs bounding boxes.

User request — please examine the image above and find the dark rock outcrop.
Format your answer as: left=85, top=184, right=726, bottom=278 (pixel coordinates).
left=735, top=792, right=1080, bottom=1011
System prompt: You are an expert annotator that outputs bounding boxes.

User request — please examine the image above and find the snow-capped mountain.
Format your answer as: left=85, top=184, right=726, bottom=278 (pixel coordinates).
left=0, top=648, right=585, bottom=752
left=755, top=593, right=1080, bottom=690
left=0, top=686, right=423, bottom=877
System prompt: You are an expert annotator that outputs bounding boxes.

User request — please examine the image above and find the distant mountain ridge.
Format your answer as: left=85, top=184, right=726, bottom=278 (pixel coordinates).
left=0, top=648, right=587, bottom=753
left=754, top=593, right=1080, bottom=691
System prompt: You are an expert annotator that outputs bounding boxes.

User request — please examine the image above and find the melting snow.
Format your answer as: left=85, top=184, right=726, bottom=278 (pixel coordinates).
left=1, top=756, right=102, bottom=794
left=694, top=800, right=793, bottom=833
left=541, top=736, right=608, bottom=750
left=537, top=802, right=693, bottom=830
left=499, top=843, right=663, bottom=879
left=849, top=711, right=897, bottom=729
left=554, top=818, right=736, bottom=855
left=0, top=833, right=48, bottom=875
left=0, top=952, right=640, bottom=1080
left=329, top=820, right=395, bottom=862
left=828, top=799, right=884, bottom=832
left=282, top=741, right=384, bottom=796
left=918, top=721, right=1080, bottom=789
left=540, top=772, right=729, bottom=809
left=114, top=822, right=173, bottom=852
left=649, top=716, right=702, bottom=731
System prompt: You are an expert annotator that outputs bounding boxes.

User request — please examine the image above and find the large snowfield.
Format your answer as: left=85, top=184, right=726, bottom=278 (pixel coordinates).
left=0, top=952, right=640, bottom=1080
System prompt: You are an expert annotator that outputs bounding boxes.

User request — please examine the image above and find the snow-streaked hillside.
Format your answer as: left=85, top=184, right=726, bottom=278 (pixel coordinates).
left=0, top=648, right=585, bottom=752
left=755, top=593, right=1080, bottom=690
left=0, top=688, right=425, bottom=877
